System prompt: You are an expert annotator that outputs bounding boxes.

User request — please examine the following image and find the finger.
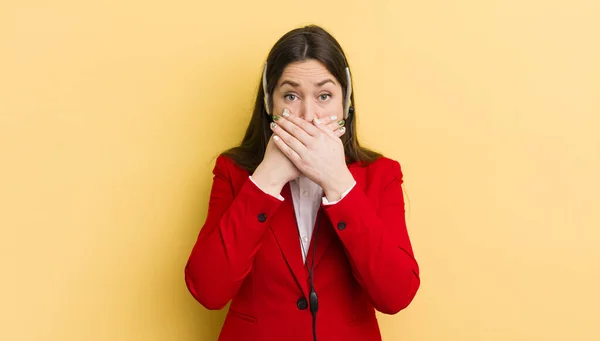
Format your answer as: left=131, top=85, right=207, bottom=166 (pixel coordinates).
left=283, top=110, right=323, bottom=136
left=326, top=118, right=345, bottom=132
left=312, top=117, right=339, bottom=139
left=270, top=121, right=308, bottom=158
left=275, top=109, right=313, bottom=145
left=272, top=135, right=303, bottom=165
left=335, top=126, right=347, bottom=138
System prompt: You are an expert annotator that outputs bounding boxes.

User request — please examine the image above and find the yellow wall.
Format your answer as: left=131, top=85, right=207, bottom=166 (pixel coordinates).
left=1, top=1, right=599, bottom=340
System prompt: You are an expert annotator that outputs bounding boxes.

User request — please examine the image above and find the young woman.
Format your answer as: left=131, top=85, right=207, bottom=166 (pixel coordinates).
left=185, top=25, right=420, bottom=341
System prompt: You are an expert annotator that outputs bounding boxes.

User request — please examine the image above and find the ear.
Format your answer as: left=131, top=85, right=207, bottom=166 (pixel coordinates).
left=346, top=106, right=354, bottom=124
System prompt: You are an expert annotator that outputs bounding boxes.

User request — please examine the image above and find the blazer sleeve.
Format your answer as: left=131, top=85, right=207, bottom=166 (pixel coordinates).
left=184, top=155, right=284, bottom=310
left=322, top=159, right=420, bottom=315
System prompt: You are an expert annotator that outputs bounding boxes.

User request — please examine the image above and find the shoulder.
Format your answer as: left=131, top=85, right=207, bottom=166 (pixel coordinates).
left=366, top=155, right=401, bottom=169
left=212, top=154, right=252, bottom=186
left=212, top=154, right=231, bottom=174
left=213, top=154, right=241, bottom=174
left=354, top=155, right=404, bottom=187
left=361, top=155, right=403, bottom=175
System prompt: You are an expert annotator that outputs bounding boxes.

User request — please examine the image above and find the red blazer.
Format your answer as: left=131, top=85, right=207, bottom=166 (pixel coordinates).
left=185, top=155, right=420, bottom=341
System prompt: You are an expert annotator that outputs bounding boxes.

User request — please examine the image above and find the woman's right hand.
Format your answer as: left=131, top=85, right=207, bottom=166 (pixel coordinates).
left=252, top=130, right=300, bottom=198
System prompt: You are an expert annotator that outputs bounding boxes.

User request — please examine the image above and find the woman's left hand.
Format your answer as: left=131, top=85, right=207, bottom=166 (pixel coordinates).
left=270, top=110, right=356, bottom=202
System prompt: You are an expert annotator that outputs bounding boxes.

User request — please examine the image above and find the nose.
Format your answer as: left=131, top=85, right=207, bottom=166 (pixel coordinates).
left=299, top=101, right=316, bottom=122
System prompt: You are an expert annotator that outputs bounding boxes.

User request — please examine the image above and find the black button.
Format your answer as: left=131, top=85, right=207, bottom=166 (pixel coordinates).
left=337, top=221, right=346, bottom=230
left=297, top=297, right=308, bottom=310
left=258, top=213, right=267, bottom=222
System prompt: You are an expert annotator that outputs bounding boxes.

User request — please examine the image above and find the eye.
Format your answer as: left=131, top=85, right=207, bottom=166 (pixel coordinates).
left=318, top=93, right=332, bottom=101
left=284, top=94, right=298, bottom=101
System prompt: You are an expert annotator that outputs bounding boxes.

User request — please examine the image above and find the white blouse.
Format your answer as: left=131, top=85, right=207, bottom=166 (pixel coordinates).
left=249, top=175, right=355, bottom=263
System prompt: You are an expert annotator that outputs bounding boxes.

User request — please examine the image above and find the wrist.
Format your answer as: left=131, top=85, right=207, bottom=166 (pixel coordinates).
left=252, top=164, right=286, bottom=196
left=323, top=171, right=355, bottom=202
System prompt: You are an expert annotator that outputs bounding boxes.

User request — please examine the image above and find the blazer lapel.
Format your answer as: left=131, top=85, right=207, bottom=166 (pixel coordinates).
left=305, top=208, right=334, bottom=271
left=268, top=164, right=365, bottom=293
left=269, top=183, right=310, bottom=297
left=308, top=163, right=365, bottom=270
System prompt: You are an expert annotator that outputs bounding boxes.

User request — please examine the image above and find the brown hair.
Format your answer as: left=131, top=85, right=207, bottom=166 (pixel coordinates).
left=222, top=24, right=381, bottom=173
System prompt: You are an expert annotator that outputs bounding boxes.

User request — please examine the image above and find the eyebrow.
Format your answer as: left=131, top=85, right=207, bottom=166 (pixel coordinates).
left=279, top=78, right=336, bottom=88
left=316, top=78, right=336, bottom=87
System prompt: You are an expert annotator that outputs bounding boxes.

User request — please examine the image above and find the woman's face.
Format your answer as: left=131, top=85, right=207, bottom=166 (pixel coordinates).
left=272, top=59, right=344, bottom=122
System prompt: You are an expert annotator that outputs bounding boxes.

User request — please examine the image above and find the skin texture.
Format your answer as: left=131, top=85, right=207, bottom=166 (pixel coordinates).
left=252, top=59, right=354, bottom=202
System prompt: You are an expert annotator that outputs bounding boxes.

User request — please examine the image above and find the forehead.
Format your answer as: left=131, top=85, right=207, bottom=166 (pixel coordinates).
left=277, top=59, right=338, bottom=86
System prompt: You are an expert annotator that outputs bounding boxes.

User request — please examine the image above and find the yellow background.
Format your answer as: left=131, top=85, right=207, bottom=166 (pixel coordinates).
left=1, top=1, right=599, bottom=340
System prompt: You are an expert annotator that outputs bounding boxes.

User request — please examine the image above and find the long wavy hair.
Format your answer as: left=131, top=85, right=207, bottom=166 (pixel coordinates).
left=222, top=25, right=381, bottom=173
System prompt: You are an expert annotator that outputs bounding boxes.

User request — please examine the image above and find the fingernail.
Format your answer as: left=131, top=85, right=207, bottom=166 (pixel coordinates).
left=339, top=127, right=346, bottom=134
left=282, top=108, right=290, bottom=117
left=338, top=119, right=345, bottom=126
left=313, top=118, right=321, bottom=124
left=273, top=115, right=281, bottom=121
left=270, top=122, right=277, bottom=129
left=273, top=135, right=280, bottom=141
left=330, top=116, right=337, bottom=121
